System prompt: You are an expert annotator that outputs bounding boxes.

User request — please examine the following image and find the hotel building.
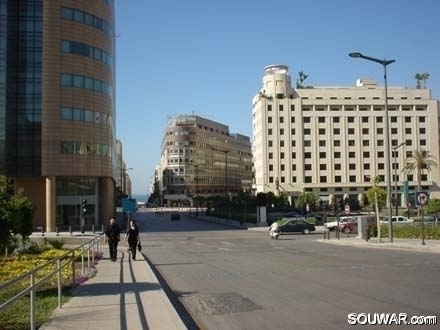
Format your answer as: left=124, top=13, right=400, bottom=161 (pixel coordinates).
left=0, top=1, right=118, bottom=231
left=252, top=64, right=440, bottom=206
left=158, top=115, right=252, bottom=205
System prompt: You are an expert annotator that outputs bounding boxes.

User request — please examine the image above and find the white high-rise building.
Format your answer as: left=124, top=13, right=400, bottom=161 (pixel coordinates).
left=252, top=64, right=440, bottom=207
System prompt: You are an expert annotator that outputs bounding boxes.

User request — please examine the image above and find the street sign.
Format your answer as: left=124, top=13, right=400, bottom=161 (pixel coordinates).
left=345, top=204, right=350, bottom=214
left=122, top=198, right=137, bottom=213
left=417, top=192, right=428, bottom=206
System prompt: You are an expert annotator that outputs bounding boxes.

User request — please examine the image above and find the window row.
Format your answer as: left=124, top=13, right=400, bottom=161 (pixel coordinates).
left=61, top=7, right=113, bottom=36
left=267, top=116, right=426, bottom=124
left=267, top=174, right=423, bottom=184
left=268, top=139, right=425, bottom=148
left=61, top=40, right=113, bottom=67
left=60, top=107, right=112, bottom=126
left=60, top=141, right=110, bottom=156
left=61, top=73, right=113, bottom=96
left=267, top=150, right=414, bottom=160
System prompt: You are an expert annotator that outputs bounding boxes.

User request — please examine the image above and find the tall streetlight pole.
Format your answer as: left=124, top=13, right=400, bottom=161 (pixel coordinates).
left=349, top=52, right=395, bottom=243
left=392, top=142, right=406, bottom=216
left=212, top=148, right=230, bottom=219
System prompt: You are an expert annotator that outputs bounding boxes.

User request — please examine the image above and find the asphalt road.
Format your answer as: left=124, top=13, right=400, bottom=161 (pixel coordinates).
left=132, top=209, right=440, bottom=330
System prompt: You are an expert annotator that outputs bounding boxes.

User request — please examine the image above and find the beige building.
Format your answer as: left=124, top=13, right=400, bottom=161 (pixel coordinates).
left=252, top=64, right=440, bottom=207
left=158, top=115, right=252, bottom=205
left=0, top=1, right=118, bottom=231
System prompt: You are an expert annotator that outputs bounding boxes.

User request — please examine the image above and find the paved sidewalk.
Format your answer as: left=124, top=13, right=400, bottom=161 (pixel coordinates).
left=317, top=234, right=440, bottom=253
left=40, top=241, right=187, bottom=330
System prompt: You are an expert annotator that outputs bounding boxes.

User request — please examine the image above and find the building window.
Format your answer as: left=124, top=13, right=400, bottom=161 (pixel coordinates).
left=348, top=117, right=354, bottom=123
left=335, top=176, right=341, bottom=183
left=269, top=152, right=273, bottom=159
left=348, top=128, right=355, bottom=134
left=290, top=105, right=295, bottom=111
left=269, top=164, right=273, bottom=171
left=419, top=117, right=426, bottom=123
left=304, top=117, right=311, bottom=123
left=305, top=176, right=312, bottom=183
left=291, top=140, right=296, bottom=147
left=279, top=117, right=284, bottom=123
left=304, top=152, right=311, bottom=159
left=292, top=176, right=297, bottom=182
left=281, top=164, right=285, bottom=171
left=376, top=117, right=383, bottom=123
left=405, top=117, right=411, bottom=123
left=318, top=117, right=325, bottom=123
left=334, top=152, right=341, bottom=158
left=280, top=152, right=285, bottom=159
left=279, top=104, right=284, bottom=111
left=268, top=128, right=272, bottom=135
left=335, top=164, right=341, bottom=170
left=364, top=163, right=370, bottom=170
left=349, top=176, right=356, bottom=182
left=363, top=140, right=369, bottom=146
left=333, top=128, right=340, bottom=135
left=319, top=140, right=326, bottom=147
left=420, top=139, right=426, bottom=146
left=305, top=164, right=312, bottom=170
left=320, top=164, right=326, bottom=170
left=348, top=140, right=355, bottom=146
left=320, top=176, right=327, bottom=183
left=362, top=117, right=368, bottom=123
left=290, top=116, right=295, bottom=123
left=349, top=152, right=355, bottom=158
left=292, top=164, right=296, bottom=170
left=292, top=152, right=296, bottom=158
left=268, top=105, right=272, bottom=111
left=363, top=151, right=370, bottom=158
left=268, top=140, right=273, bottom=147
left=362, top=128, right=369, bottom=134
left=280, top=128, right=284, bottom=135
left=349, top=163, right=356, bottom=170
left=319, top=152, right=326, bottom=158
left=280, top=140, right=284, bottom=147
left=268, top=116, right=272, bottom=123
left=319, top=128, right=325, bottom=135
left=304, top=140, right=311, bottom=147
left=291, top=128, right=295, bottom=135
left=304, top=128, right=311, bottom=135
left=333, top=117, right=340, bottom=123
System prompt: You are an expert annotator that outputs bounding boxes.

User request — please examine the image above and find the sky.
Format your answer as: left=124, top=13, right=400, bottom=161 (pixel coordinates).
left=114, top=0, right=440, bottom=196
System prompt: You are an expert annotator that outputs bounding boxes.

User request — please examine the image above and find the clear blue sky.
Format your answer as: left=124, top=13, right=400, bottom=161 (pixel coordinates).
left=115, top=0, right=440, bottom=195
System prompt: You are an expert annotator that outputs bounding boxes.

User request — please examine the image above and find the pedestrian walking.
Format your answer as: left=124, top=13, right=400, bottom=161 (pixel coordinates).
left=124, top=220, right=140, bottom=260
left=105, top=218, right=121, bottom=262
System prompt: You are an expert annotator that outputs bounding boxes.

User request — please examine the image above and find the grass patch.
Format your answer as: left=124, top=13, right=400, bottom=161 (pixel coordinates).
left=0, top=287, right=72, bottom=330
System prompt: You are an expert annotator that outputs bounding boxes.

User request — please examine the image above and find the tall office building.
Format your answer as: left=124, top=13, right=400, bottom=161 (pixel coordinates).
left=0, top=1, right=117, bottom=230
left=158, top=114, right=252, bottom=205
left=252, top=64, right=440, bottom=206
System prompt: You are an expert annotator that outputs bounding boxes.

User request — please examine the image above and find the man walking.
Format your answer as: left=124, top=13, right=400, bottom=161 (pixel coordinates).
left=105, top=218, right=121, bottom=262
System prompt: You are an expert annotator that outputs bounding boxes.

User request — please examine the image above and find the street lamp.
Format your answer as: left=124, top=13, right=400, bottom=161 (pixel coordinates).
left=349, top=51, right=395, bottom=243
left=212, top=148, right=231, bottom=219
left=392, top=142, right=406, bottom=216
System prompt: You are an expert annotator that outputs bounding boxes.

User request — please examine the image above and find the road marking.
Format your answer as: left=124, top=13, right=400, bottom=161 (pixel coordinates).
left=218, top=247, right=230, bottom=251
left=221, top=241, right=234, bottom=246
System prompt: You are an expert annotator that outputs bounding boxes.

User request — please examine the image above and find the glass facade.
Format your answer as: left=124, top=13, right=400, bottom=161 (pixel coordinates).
left=0, top=0, right=42, bottom=176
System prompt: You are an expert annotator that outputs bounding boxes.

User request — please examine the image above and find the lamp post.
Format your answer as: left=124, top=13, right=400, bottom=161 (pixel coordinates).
left=392, top=142, right=406, bottom=216
left=212, top=148, right=230, bottom=219
left=349, top=52, right=395, bottom=243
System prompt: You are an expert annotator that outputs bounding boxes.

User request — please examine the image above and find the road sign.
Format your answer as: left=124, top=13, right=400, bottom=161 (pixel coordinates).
left=417, top=192, right=428, bottom=206
left=345, top=204, right=350, bottom=214
left=122, top=198, right=137, bottom=213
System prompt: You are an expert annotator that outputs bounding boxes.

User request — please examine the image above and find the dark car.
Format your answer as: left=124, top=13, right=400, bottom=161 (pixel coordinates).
left=279, top=219, right=316, bottom=235
left=283, top=211, right=303, bottom=218
left=170, top=213, right=181, bottom=221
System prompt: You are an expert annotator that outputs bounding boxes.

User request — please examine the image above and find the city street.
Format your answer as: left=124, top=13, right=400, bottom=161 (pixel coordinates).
left=130, top=209, right=439, bottom=330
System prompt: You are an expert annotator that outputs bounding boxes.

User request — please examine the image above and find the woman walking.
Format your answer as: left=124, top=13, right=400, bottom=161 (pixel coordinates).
left=124, top=220, right=139, bottom=260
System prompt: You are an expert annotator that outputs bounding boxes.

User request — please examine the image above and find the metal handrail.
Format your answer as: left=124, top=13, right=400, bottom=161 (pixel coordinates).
left=0, top=235, right=102, bottom=330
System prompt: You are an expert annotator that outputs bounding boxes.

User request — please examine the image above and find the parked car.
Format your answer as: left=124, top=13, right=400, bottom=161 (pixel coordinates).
left=283, top=211, right=303, bottom=218
left=278, top=218, right=316, bottom=235
left=379, top=216, right=413, bottom=224
left=170, top=213, right=181, bottom=221
left=339, top=218, right=358, bottom=234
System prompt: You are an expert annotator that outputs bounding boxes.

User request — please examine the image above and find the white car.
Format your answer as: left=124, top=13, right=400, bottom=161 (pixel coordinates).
left=379, top=216, right=413, bottom=224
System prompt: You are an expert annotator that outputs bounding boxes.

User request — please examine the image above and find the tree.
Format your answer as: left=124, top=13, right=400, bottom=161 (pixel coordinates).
left=296, top=70, right=309, bottom=89
left=403, top=149, right=437, bottom=215
left=415, top=72, right=430, bottom=89
left=0, top=189, right=35, bottom=255
left=295, top=192, right=319, bottom=211
left=424, top=198, right=440, bottom=215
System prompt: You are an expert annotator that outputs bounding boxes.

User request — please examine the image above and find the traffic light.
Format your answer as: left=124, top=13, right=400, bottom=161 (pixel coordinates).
left=81, top=199, right=88, bottom=215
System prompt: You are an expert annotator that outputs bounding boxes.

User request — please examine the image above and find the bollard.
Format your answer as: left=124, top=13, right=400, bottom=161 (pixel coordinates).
left=92, top=224, right=95, bottom=233
left=41, top=227, right=45, bottom=237
left=323, top=231, right=327, bottom=239
left=56, top=226, right=59, bottom=236
left=327, top=231, right=330, bottom=239
left=69, top=226, right=73, bottom=235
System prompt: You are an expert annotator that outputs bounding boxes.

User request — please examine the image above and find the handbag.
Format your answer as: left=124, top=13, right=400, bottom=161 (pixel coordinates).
left=137, top=241, right=142, bottom=252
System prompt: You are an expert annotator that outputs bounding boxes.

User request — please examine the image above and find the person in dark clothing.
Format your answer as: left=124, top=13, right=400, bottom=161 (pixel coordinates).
left=105, top=218, right=121, bottom=262
left=123, top=220, right=139, bottom=260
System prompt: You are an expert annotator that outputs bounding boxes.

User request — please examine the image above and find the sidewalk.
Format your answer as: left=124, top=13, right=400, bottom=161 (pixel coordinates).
left=318, top=234, right=440, bottom=253
left=40, top=242, right=187, bottom=330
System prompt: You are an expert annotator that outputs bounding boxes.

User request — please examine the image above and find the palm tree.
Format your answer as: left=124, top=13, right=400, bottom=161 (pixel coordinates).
left=403, top=149, right=437, bottom=215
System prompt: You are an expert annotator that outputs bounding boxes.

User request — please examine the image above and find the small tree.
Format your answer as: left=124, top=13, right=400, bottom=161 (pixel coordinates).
left=0, top=190, right=35, bottom=255
left=425, top=198, right=440, bottom=215
left=295, top=192, right=319, bottom=211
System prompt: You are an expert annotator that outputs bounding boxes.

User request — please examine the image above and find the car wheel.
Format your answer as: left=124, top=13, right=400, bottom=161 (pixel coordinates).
left=303, top=228, right=310, bottom=235
left=343, top=227, right=351, bottom=234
